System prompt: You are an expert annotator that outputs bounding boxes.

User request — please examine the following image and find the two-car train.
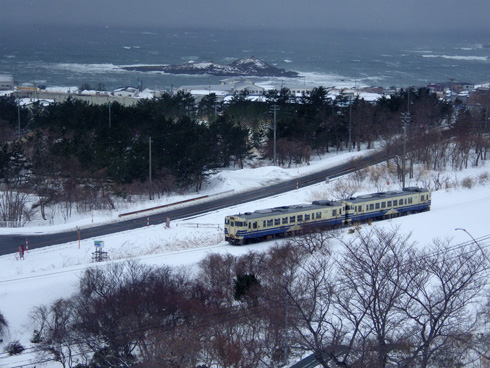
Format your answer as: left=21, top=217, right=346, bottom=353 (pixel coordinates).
left=224, top=187, right=431, bottom=245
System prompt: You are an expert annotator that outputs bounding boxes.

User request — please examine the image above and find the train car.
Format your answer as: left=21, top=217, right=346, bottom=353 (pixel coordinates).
left=225, top=200, right=345, bottom=245
left=343, top=187, right=431, bottom=224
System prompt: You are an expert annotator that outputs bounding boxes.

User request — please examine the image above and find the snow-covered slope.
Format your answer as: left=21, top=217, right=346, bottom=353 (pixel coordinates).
left=1, top=150, right=489, bottom=367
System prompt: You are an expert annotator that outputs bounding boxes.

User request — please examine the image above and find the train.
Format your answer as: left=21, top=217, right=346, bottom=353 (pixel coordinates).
left=224, top=187, right=431, bottom=245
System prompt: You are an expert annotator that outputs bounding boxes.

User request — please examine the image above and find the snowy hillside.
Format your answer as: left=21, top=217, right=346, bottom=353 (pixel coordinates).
left=0, top=149, right=489, bottom=367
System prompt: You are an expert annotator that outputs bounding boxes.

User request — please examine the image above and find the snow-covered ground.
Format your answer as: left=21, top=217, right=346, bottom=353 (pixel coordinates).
left=1, top=148, right=489, bottom=367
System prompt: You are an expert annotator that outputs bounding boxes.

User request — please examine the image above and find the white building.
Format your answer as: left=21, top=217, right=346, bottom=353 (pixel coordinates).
left=111, top=86, right=140, bottom=98
left=178, top=78, right=266, bottom=100
left=0, top=74, right=14, bottom=91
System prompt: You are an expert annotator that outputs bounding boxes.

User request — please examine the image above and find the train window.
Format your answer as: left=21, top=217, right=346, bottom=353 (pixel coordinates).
left=305, top=214, right=310, bottom=221
left=290, top=216, right=296, bottom=223
left=267, top=219, right=273, bottom=227
left=421, top=195, right=424, bottom=201
left=263, top=220, right=266, bottom=227
left=297, top=215, right=303, bottom=222
left=236, top=221, right=243, bottom=227
left=393, top=200, right=398, bottom=206
left=387, top=201, right=392, bottom=207
left=225, top=219, right=230, bottom=224
left=375, top=203, right=380, bottom=209
left=231, top=222, right=234, bottom=227
left=408, top=197, right=413, bottom=204
left=358, top=206, right=362, bottom=212
left=332, top=209, right=337, bottom=216
left=275, top=218, right=280, bottom=226
left=253, top=222, right=257, bottom=229
left=249, top=223, right=251, bottom=229
left=316, top=212, right=322, bottom=219
left=282, top=217, right=288, bottom=224
left=381, top=202, right=386, bottom=208
left=369, top=204, right=374, bottom=210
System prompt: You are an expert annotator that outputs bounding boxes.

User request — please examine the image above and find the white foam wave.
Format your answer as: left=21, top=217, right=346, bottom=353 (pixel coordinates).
left=422, top=54, right=488, bottom=62
left=49, top=62, right=126, bottom=74
left=407, top=50, right=433, bottom=54
left=254, top=71, right=371, bottom=90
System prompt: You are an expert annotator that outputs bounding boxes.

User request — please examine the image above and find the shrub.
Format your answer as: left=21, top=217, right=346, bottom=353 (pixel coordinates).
left=478, top=172, right=489, bottom=185
left=5, top=340, right=25, bottom=356
left=461, top=177, right=474, bottom=189
left=0, top=311, right=7, bottom=341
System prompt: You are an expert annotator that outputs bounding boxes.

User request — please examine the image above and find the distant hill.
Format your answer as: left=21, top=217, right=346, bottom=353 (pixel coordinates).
left=121, top=57, right=299, bottom=77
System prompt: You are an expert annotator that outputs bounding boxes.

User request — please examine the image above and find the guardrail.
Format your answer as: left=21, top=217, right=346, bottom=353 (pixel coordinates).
left=176, top=223, right=221, bottom=229
left=118, top=190, right=235, bottom=218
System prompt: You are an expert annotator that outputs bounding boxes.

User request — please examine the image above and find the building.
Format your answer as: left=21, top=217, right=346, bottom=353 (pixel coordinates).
left=178, top=78, right=266, bottom=101
left=0, top=74, right=14, bottom=91
left=111, top=86, right=140, bottom=98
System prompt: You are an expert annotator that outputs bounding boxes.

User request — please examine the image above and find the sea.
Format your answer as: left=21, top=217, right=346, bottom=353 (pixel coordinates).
left=1, top=24, right=489, bottom=91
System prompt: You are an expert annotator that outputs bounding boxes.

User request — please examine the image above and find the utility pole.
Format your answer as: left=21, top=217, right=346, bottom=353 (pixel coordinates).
left=17, top=99, right=21, bottom=137
left=149, top=136, right=152, bottom=199
left=270, top=104, right=279, bottom=165
left=108, top=101, right=111, bottom=128
left=348, top=95, right=353, bottom=152
left=401, top=89, right=411, bottom=189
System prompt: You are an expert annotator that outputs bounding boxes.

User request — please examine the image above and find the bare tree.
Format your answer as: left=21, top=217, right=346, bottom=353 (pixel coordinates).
left=31, top=299, right=81, bottom=368
left=332, top=226, right=416, bottom=368
left=74, top=261, right=203, bottom=367
left=399, top=238, right=488, bottom=368
left=0, top=187, right=32, bottom=227
left=258, top=240, right=340, bottom=367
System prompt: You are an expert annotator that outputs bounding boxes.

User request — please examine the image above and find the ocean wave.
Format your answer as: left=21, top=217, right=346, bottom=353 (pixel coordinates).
left=263, top=71, right=371, bottom=89
left=48, top=62, right=127, bottom=74
left=407, top=50, right=433, bottom=54
left=422, top=54, right=488, bottom=62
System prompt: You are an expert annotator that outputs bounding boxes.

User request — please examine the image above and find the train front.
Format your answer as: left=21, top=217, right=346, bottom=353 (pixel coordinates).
left=224, top=215, right=248, bottom=245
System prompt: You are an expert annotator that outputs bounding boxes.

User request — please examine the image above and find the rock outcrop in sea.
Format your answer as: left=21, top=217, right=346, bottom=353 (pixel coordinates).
left=122, top=57, right=298, bottom=77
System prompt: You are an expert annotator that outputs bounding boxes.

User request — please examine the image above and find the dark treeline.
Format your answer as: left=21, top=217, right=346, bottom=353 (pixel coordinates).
left=0, top=87, right=489, bottom=224
left=19, top=227, right=490, bottom=368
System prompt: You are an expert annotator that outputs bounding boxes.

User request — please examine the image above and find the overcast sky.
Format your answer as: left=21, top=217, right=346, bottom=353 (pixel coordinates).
left=1, top=0, right=489, bottom=32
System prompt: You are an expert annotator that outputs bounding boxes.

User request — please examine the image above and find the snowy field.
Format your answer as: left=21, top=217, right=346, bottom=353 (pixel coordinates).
left=1, top=148, right=489, bottom=367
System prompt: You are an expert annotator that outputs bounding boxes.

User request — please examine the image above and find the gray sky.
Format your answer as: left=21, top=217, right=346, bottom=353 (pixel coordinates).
left=1, top=0, right=489, bottom=32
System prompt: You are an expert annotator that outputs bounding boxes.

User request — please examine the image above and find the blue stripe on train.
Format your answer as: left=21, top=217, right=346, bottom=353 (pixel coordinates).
left=239, top=217, right=344, bottom=240
left=345, top=202, right=430, bottom=222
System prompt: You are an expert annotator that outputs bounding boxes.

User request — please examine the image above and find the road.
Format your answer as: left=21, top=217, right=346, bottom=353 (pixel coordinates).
left=0, top=150, right=387, bottom=256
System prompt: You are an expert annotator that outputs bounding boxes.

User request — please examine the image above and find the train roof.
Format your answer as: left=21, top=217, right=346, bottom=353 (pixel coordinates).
left=345, top=187, right=430, bottom=204
left=227, top=200, right=343, bottom=220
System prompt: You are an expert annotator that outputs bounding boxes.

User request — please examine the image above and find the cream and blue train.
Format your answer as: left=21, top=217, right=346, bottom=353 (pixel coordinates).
left=224, top=187, right=431, bottom=245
